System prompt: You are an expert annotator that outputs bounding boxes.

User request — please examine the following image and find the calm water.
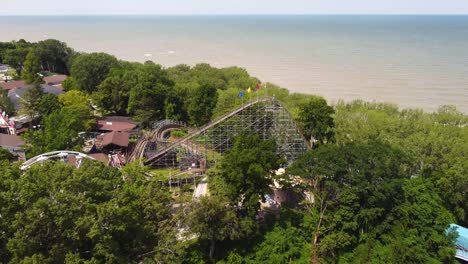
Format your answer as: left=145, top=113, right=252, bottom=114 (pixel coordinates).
left=3, top=15, right=468, bottom=112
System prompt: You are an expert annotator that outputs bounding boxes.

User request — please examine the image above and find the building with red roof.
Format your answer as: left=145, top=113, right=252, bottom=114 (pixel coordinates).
left=0, top=80, right=26, bottom=91
left=43, top=75, right=67, bottom=86
left=100, top=131, right=130, bottom=149
left=97, top=116, right=138, bottom=132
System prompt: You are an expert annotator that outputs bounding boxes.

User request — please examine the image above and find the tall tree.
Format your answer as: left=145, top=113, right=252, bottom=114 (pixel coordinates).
left=297, top=97, right=335, bottom=146
left=188, top=79, right=218, bottom=126
left=22, top=107, right=87, bottom=157
left=127, top=64, right=173, bottom=126
left=20, top=83, right=44, bottom=122
left=0, top=89, right=15, bottom=116
left=70, top=53, right=118, bottom=93
left=210, top=134, right=282, bottom=215
left=93, top=69, right=134, bottom=115
left=38, top=93, right=61, bottom=117
left=0, top=161, right=173, bottom=263
left=21, top=50, right=43, bottom=85
left=287, top=141, right=457, bottom=264
left=3, top=45, right=31, bottom=74
left=180, top=196, right=243, bottom=262
left=35, top=39, right=74, bottom=74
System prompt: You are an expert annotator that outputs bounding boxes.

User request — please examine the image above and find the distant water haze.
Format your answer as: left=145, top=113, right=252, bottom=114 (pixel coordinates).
left=3, top=15, right=468, bottom=112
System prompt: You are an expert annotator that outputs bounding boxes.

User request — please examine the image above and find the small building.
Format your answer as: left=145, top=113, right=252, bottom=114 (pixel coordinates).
left=93, top=131, right=129, bottom=168
left=0, top=133, right=25, bottom=160
left=0, top=80, right=26, bottom=91
left=97, top=116, right=138, bottom=132
left=8, top=84, right=65, bottom=111
left=100, top=131, right=130, bottom=150
left=43, top=75, right=67, bottom=86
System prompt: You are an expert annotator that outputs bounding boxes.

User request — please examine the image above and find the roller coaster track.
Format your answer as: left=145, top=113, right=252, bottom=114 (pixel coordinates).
left=21, top=151, right=96, bottom=170
left=145, top=97, right=306, bottom=165
left=127, top=121, right=186, bottom=163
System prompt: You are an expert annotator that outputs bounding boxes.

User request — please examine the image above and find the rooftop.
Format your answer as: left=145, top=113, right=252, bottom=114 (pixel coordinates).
left=43, top=75, right=67, bottom=85
left=97, top=116, right=138, bottom=132
left=8, top=84, right=66, bottom=111
left=451, top=224, right=468, bottom=249
left=0, top=133, right=24, bottom=147
left=0, top=80, right=26, bottom=91
left=100, top=131, right=129, bottom=148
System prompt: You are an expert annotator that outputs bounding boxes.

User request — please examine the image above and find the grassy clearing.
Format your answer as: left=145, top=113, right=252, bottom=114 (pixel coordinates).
left=149, top=168, right=180, bottom=181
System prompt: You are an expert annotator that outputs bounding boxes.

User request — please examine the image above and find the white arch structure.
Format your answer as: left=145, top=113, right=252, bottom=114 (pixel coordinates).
left=21, top=151, right=96, bottom=170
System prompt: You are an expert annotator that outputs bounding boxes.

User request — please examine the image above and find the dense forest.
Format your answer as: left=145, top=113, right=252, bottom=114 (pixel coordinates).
left=0, top=39, right=467, bottom=263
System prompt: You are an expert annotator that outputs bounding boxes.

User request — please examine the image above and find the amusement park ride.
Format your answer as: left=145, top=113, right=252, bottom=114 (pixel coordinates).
left=19, top=97, right=309, bottom=172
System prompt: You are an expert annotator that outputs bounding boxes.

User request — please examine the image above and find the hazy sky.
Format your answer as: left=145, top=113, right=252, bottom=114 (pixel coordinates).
left=1, top=0, right=468, bottom=15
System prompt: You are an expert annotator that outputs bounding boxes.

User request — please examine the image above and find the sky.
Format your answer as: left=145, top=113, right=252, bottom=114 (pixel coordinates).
left=1, top=0, right=468, bottom=15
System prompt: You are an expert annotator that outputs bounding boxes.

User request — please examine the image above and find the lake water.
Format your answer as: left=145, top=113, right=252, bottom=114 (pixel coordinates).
left=3, top=15, right=468, bottom=112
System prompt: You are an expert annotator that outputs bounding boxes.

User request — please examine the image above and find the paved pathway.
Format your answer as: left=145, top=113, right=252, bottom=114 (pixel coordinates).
left=193, top=177, right=208, bottom=200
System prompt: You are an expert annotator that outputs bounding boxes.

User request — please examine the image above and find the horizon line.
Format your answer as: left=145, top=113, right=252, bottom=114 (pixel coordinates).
left=2, top=13, right=468, bottom=16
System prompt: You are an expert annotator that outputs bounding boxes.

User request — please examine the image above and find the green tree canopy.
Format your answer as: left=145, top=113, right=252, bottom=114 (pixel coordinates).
left=35, top=39, right=74, bottom=74
left=70, top=52, right=119, bottom=93
left=22, top=107, right=87, bottom=157
left=0, top=148, right=15, bottom=162
left=2, top=43, right=31, bottom=74
left=188, top=79, right=219, bottom=126
left=38, top=93, right=61, bottom=117
left=20, top=84, right=45, bottom=122
left=0, top=160, right=173, bottom=263
left=210, top=134, right=282, bottom=215
left=333, top=100, right=468, bottom=226
left=180, top=196, right=245, bottom=262
left=297, top=96, right=335, bottom=146
left=21, top=50, right=43, bottom=85
left=93, top=69, right=135, bottom=115
left=0, top=89, right=15, bottom=116
left=127, top=64, right=173, bottom=126
left=289, top=141, right=456, bottom=264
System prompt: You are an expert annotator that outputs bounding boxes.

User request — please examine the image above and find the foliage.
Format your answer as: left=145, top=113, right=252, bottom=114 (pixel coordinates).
left=171, top=128, right=189, bottom=138
left=35, top=39, right=74, bottom=74
left=0, top=89, right=15, bottom=116
left=164, top=83, right=190, bottom=122
left=188, top=79, right=219, bottom=126
left=93, top=69, right=134, bottom=115
left=61, top=76, right=80, bottom=91
left=70, top=52, right=119, bottom=93
left=59, top=90, right=95, bottom=130
left=38, top=93, right=61, bottom=117
left=22, top=107, right=87, bottom=157
left=2, top=39, right=466, bottom=263
left=21, top=49, right=43, bottom=85
left=180, top=196, right=245, bottom=262
left=333, top=100, right=468, bottom=226
left=0, top=160, right=173, bottom=263
left=2, top=42, right=32, bottom=74
left=289, top=141, right=457, bottom=263
left=127, top=64, right=173, bottom=126
left=210, top=134, right=282, bottom=215
left=0, top=148, right=15, bottom=161
left=297, top=96, right=335, bottom=145
left=20, top=83, right=44, bottom=122
left=217, top=208, right=311, bottom=264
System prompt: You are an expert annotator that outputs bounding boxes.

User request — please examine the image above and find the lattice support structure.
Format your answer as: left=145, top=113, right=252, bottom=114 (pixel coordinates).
left=145, top=97, right=309, bottom=168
